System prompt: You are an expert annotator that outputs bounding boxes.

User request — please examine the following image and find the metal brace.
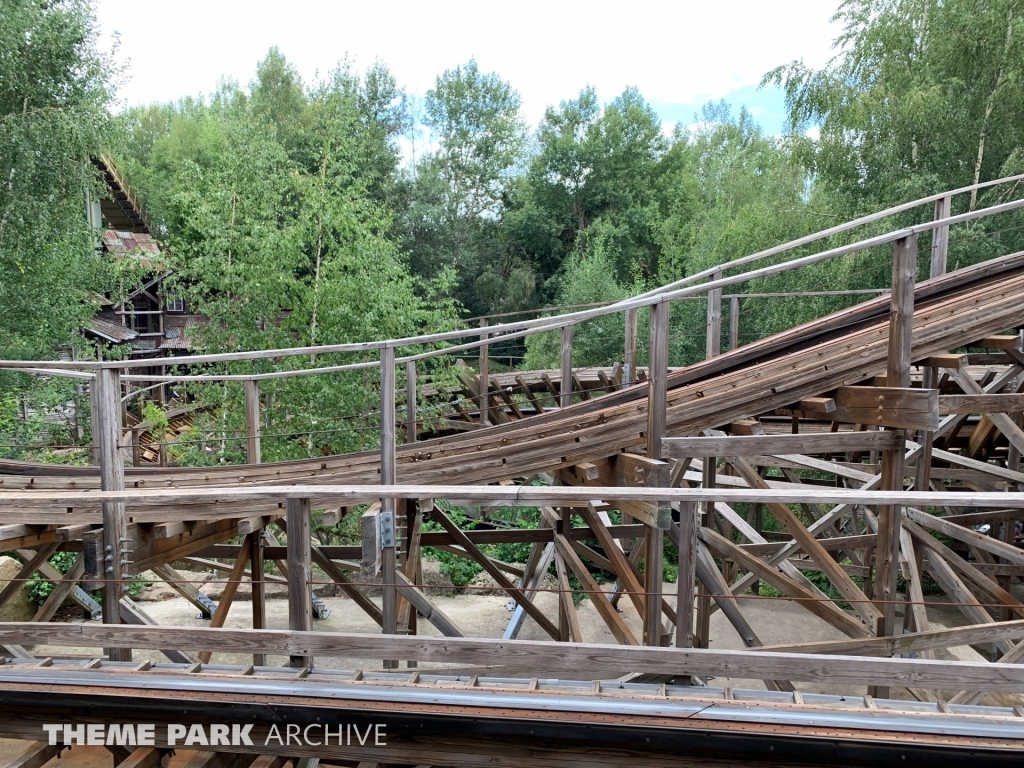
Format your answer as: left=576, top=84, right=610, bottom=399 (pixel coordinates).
left=380, top=509, right=395, bottom=548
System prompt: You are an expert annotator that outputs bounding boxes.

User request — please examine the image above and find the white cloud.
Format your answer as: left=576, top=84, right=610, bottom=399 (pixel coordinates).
left=96, top=0, right=842, bottom=127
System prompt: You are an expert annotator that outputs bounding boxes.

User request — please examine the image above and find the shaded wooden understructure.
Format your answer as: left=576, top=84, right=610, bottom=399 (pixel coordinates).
left=3, top=178, right=1024, bottom=766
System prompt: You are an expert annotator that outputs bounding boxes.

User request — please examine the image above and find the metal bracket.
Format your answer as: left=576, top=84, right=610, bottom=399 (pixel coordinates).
left=380, top=509, right=395, bottom=548
left=311, top=594, right=331, bottom=620
left=195, top=592, right=218, bottom=619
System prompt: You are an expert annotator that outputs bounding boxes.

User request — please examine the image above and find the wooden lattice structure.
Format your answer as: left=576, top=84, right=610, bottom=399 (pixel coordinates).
left=2, top=177, right=1024, bottom=766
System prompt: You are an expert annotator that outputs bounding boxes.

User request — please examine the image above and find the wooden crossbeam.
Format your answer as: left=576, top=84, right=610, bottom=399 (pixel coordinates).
left=663, top=431, right=903, bottom=458
left=5, top=622, right=1024, bottom=691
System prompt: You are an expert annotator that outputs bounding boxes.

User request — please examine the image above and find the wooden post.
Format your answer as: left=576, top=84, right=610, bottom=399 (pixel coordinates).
left=243, top=379, right=261, bottom=465
left=728, top=296, right=739, bottom=351
left=560, top=324, right=573, bottom=409
left=479, top=319, right=489, bottom=425
left=95, top=367, right=130, bottom=661
left=646, top=302, right=669, bottom=460
left=876, top=234, right=916, bottom=678
left=706, top=268, right=722, bottom=358
left=405, top=360, right=417, bottom=444
left=695, top=458, right=715, bottom=649
left=249, top=529, right=266, bottom=667
left=624, top=308, right=637, bottom=385
left=675, top=502, right=697, bottom=648
left=380, top=346, right=398, bottom=667
left=286, top=497, right=312, bottom=668
left=644, top=526, right=663, bottom=646
left=558, top=505, right=572, bottom=642
left=930, top=196, right=951, bottom=278
left=914, top=366, right=937, bottom=492
left=89, top=382, right=102, bottom=466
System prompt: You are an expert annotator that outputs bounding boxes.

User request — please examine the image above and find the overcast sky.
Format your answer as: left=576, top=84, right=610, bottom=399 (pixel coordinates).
left=94, top=1, right=843, bottom=134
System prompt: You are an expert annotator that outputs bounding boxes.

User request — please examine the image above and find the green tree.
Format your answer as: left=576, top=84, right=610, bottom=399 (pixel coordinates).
left=402, top=60, right=529, bottom=315
left=0, top=0, right=117, bottom=356
left=767, top=0, right=1024, bottom=213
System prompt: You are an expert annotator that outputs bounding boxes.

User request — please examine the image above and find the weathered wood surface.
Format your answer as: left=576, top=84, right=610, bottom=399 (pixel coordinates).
left=3, top=623, right=1024, bottom=690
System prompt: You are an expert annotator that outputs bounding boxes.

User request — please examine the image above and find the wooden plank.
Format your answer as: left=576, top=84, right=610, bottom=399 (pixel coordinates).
left=286, top=497, right=312, bottom=667
left=905, top=507, right=1024, bottom=567
left=760, top=618, right=1024, bottom=657
left=662, top=431, right=903, bottom=458
left=970, top=332, right=1024, bottom=351
left=9, top=622, right=1024, bottom=691
left=940, top=393, right=1024, bottom=414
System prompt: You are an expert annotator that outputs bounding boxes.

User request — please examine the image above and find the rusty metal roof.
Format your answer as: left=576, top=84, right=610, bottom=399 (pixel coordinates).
left=84, top=317, right=138, bottom=343
left=101, top=230, right=161, bottom=258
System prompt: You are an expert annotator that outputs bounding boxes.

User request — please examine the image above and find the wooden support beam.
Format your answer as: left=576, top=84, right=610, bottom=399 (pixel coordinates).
left=478, top=319, right=489, bottom=425
left=644, top=524, right=663, bottom=647
left=286, top=497, right=312, bottom=668
left=948, top=367, right=1024, bottom=457
left=197, top=542, right=251, bottom=663
left=675, top=503, right=696, bottom=649
left=728, top=296, right=739, bottom=351
left=248, top=530, right=266, bottom=666
left=727, top=456, right=882, bottom=630
left=394, top=571, right=463, bottom=637
left=243, top=379, right=261, bottom=465
left=830, top=386, right=938, bottom=431
left=699, top=526, right=871, bottom=639
left=95, top=367, right=130, bottom=661
left=405, top=360, right=417, bottom=444
left=380, top=346, right=398, bottom=668
left=1, top=741, right=61, bottom=768
left=663, top=431, right=903, bottom=458
left=554, top=533, right=639, bottom=646
left=939, top=392, right=1024, bottom=414
left=560, top=324, right=573, bottom=409
left=309, top=546, right=383, bottom=627
left=31, top=555, right=84, bottom=624
left=9, top=622, right=1024, bottom=691
left=624, top=307, right=637, bottom=385
left=553, top=554, right=581, bottom=642
left=706, top=268, right=722, bottom=358
left=0, top=544, right=59, bottom=609
left=646, top=301, right=669, bottom=461
left=432, top=507, right=561, bottom=640
left=118, top=597, right=198, bottom=665
left=930, top=195, right=950, bottom=277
